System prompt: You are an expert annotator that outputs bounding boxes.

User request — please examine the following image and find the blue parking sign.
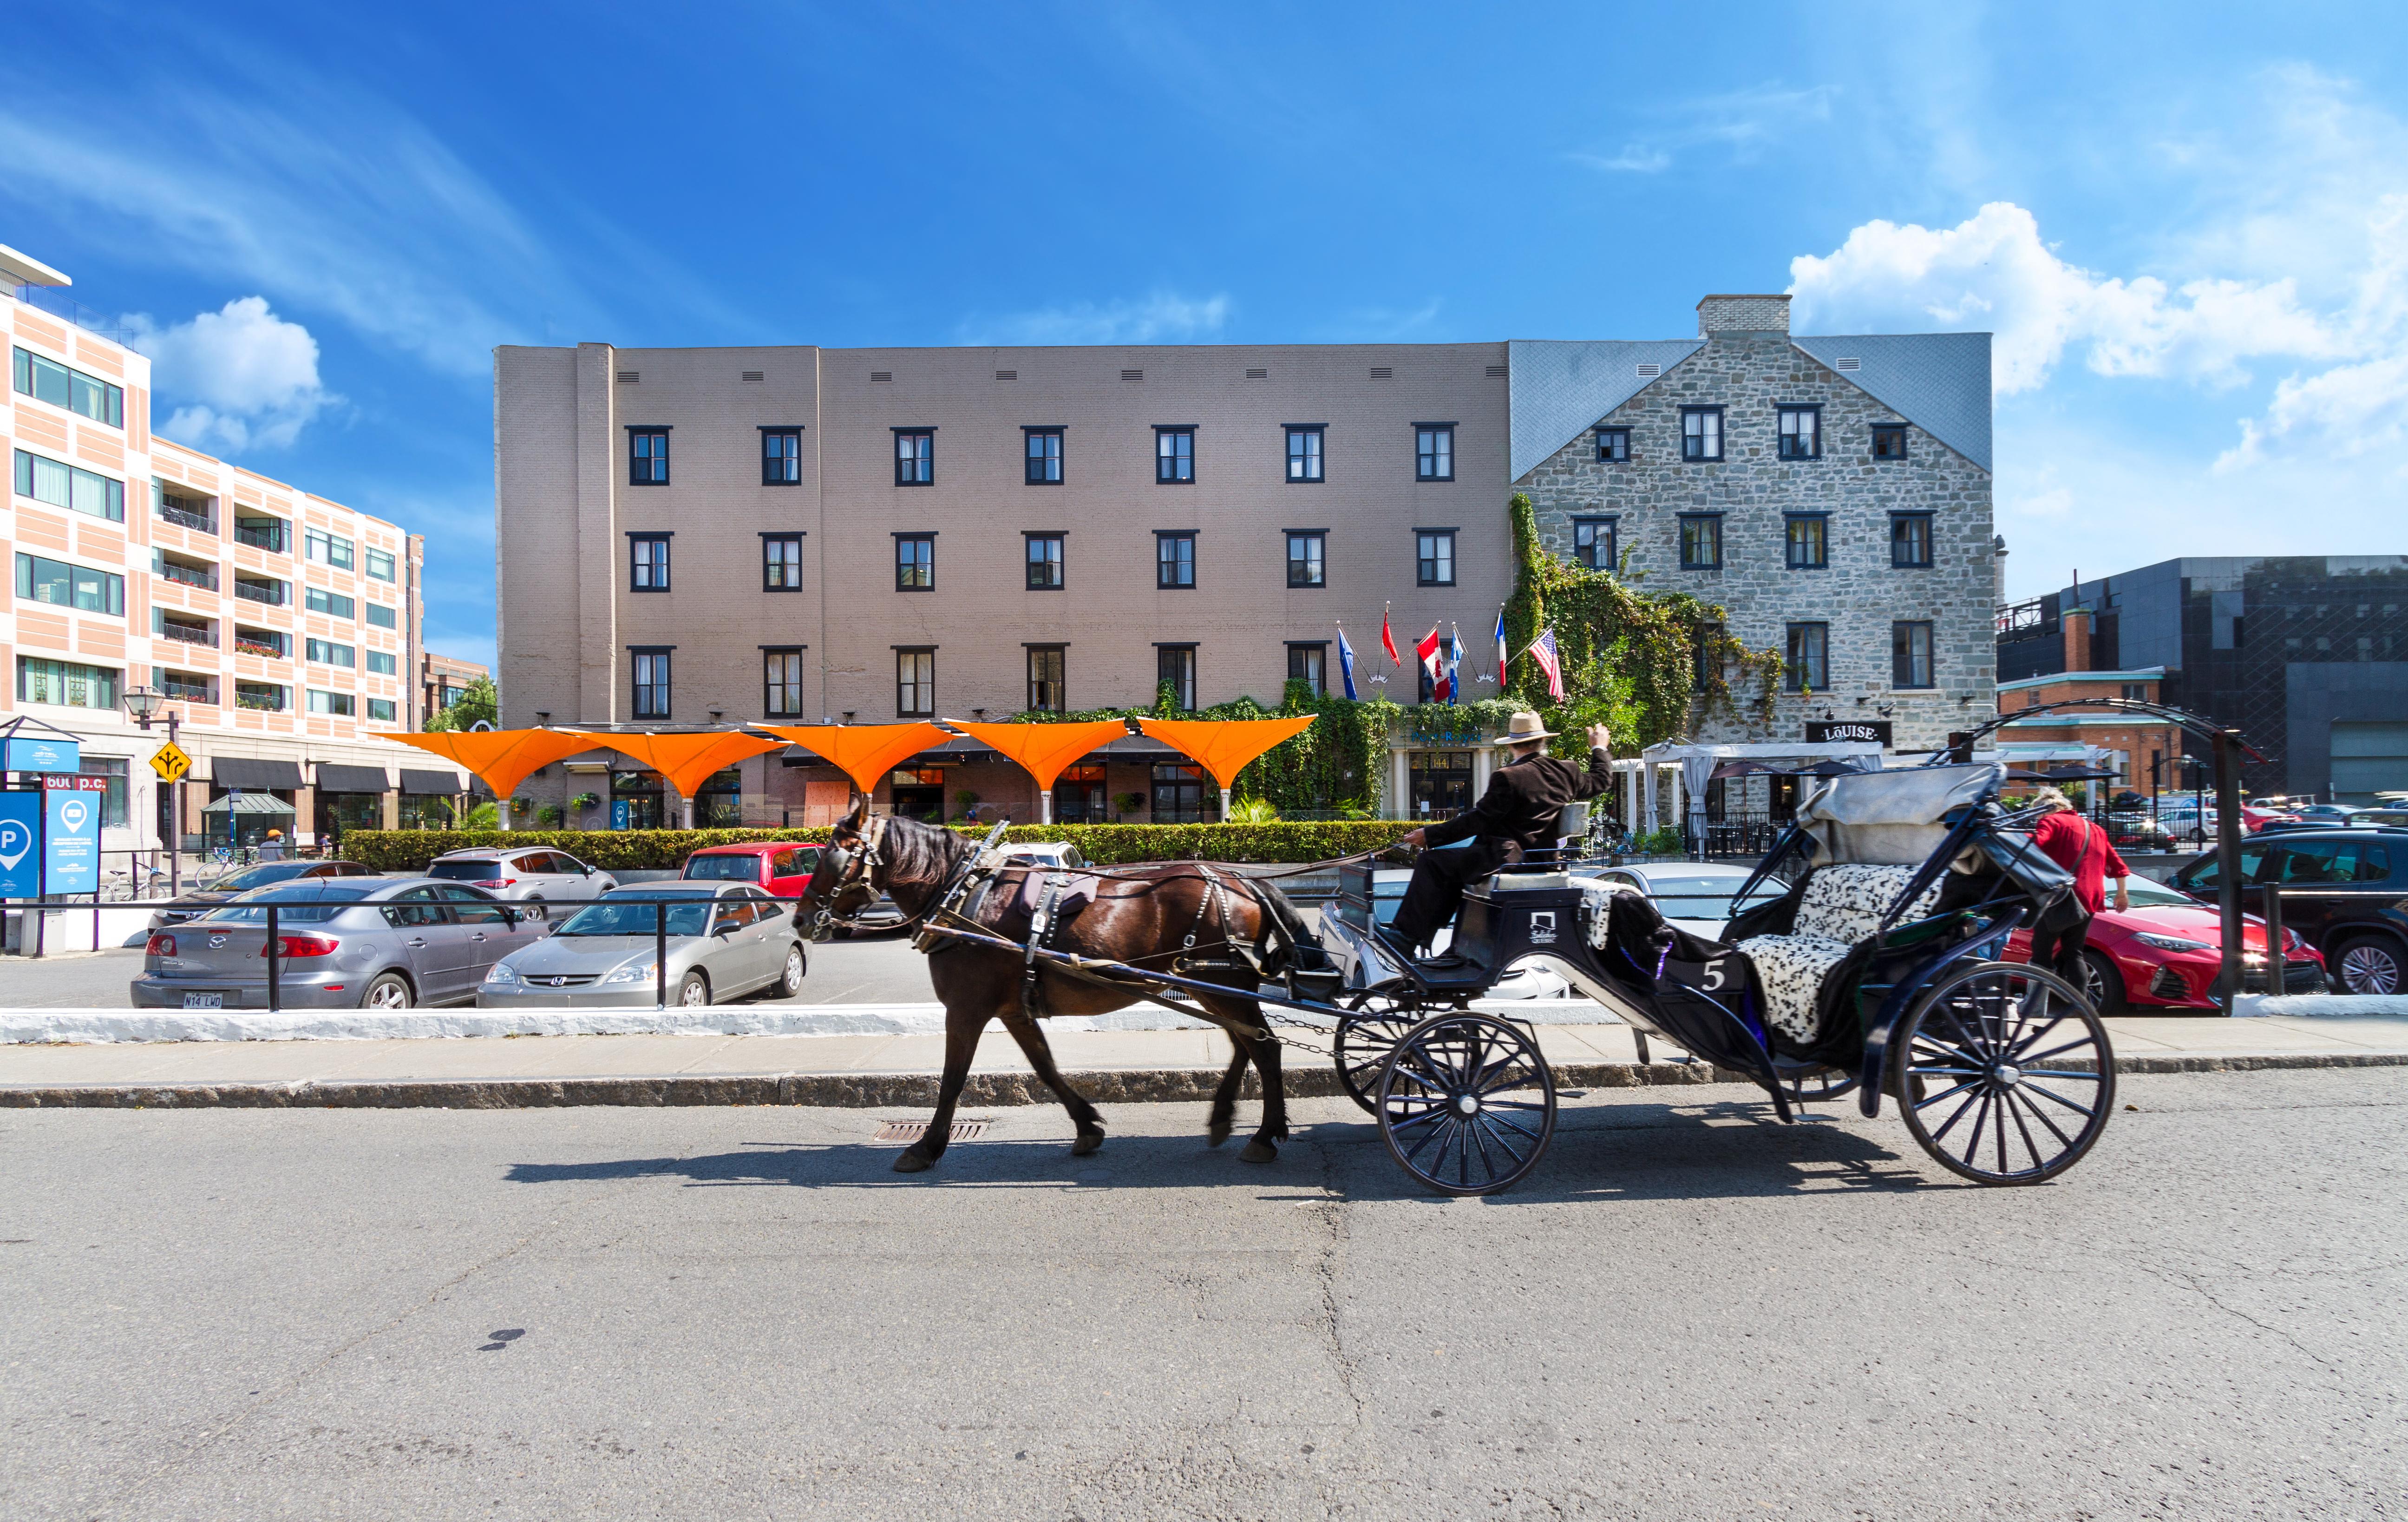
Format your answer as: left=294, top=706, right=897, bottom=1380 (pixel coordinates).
left=611, top=799, right=631, bottom=831
left=0, top=793, right=37, bottom=898
left=44, top=787, right=100, bottom=894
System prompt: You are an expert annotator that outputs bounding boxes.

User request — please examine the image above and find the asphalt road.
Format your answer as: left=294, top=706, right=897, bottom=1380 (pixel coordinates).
left=3, top=1067, right=2400, bottom=1519
left=0, top=934, right=941, bottom=1009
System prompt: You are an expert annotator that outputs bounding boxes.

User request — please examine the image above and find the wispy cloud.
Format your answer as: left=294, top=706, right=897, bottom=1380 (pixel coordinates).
left=956, top=291, right=1233, bottom=346
left=126, top=297, right=339, bottom=452
left=1572, top=84, right=1837, bottom=175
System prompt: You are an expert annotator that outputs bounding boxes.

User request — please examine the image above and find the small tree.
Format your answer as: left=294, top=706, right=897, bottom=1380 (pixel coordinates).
left=425, top=676, right=499, bottom=733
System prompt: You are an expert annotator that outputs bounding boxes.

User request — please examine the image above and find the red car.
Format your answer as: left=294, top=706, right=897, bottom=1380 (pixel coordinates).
left=2007, top=876, right=2327, bottom=1010
left=680, top=843, right=821, bottom=905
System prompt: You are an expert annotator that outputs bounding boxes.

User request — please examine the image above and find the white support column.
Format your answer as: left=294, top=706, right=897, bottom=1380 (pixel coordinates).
left=1391, top=749, right=1411, bottom=820
left=681, top=794, right=695, bottom=830
left=497, top=798, right=511, bottom=831
left=1621, top=762, right=1639, bottom=833
left=1040, top=788, right=1053, bottom=825
left=1219, top=787, right=1232, bottom=822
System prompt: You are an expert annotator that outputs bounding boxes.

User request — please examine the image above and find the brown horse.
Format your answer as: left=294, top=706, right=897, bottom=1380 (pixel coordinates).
left=801, top=801, right=1296, bottom=1174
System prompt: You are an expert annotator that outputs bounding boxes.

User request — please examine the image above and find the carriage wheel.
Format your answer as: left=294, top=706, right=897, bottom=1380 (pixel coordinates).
left=1892, top=961, right=2114, bottom=1186
left=1375, top=1014, right=1557, bottom=1197
left=1334, top=1006, right=1424, bottom=1114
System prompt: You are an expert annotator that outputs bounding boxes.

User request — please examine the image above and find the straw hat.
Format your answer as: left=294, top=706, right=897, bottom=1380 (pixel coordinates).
left=1502, top=712, right=1558, bottom=744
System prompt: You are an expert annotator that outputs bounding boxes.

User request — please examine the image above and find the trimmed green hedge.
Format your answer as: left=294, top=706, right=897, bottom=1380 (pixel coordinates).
left=341, top=821, right=1416, bottom=873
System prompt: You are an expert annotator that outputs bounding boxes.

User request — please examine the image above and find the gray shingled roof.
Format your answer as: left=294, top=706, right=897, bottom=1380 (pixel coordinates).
left=1790, top=333, right=1992, bottom=472
left=1508, top=330, right=1994, bottom=480
left=1506, top=339, right=1701, bottom=482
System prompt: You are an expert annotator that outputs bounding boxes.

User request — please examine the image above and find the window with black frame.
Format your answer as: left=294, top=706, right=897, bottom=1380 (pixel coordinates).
left=760, top=427, right=801, bottom=485
left=1415, top=424, right=1454, bottom=481
left=632, top=649, right=672, bottom=719
left=1891, top=621, right=1935, bottom=689
left=1776, top=405, right=1821, bottom=459
left=1872, top=423, right=1909, bottom=459
left=1890, top=512, right=1933, bottom=567
left=1026, top=646, right=1065, bottom=712
left=1785, top=623, right=1829, bottom=692
left=763, top=648, right=805, bottom=715
left=1151, top=762, right=1208, bottom=823
left=628, top=429, right=669, bottom=485
left=1416, top=529, right=1454, bottom=586
left=1025, top=427, right=1063, bottom=485
left=1286, top=426, right=1324, bottom=483
left=1287, top=531, right=1325, bottom=588
left=1785, top=513, right=1829, bottom=569
left=1156, top=531, right=1195, bottom=589
left=1156, top=426, right=1195, bottom=483
left=1286, top=642, right=1326, bottom=695
left=761, top=533, right=803, bottom=590
left=1572, top=516, right=1616, bottom=570
left=896, top=649, right=935, bottom=717
left=628, top=533, right=670, bottom=591
left=1679, top=513, right=1722, bottom=569
left=1681, top=407, right=1722, bottom=461
left=1594, top=427, right=1630, bottom=463
left=894, top=533, right=934, bottom=590
left=1157, top=645, right=1196, bottom=710
left=893, top=429, right=933, bottom=486
left=1025, top=532, right=1064, bottom=589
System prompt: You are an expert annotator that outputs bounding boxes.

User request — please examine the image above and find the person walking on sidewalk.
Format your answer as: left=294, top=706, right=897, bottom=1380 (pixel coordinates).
left=1388, top=713, right=1614, bottom=957
left=2025, top=787, right=2131, bottom=984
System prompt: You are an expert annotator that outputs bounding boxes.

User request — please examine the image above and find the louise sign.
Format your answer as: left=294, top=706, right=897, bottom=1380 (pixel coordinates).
left=1, top=736, right=81, bottom=774
left=1805, top=721, right=1893, bottom=745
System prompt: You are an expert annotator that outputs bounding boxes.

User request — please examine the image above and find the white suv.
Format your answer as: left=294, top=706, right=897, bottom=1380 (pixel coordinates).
left=425, top=847, right=618, bottom=920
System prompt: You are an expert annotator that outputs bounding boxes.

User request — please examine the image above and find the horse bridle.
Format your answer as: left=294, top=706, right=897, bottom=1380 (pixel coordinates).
left=808, top=814, right=889, bottom=938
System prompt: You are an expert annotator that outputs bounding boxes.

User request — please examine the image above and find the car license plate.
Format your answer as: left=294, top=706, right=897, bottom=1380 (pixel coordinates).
left=182, top=993, right=225, bottom=1010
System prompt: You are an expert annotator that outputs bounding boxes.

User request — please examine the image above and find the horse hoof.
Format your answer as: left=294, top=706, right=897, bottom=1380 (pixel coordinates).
left=892, top=1150, right=933, bottom=1174
left=1206, top=1120, right=1232, bottom=1148
left=1070, top=1132, right=1104, bottom=1157
left=1239, top=1139, right=1278, bottom=1164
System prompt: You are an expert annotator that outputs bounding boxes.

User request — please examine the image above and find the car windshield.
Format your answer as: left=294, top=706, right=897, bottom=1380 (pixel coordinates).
left=210, top=862, right=314, bottom=892
left=200, top=884, right=377, bottom=924
left=2124, top=879, right=2193, bottom=907
left=428, top=859, right=506, bottom=880
left=1635, top=873, right=1787, bottom=912
left=556, top=898, right=714, bottom=937
left=681, top=855, right=761, bottom=881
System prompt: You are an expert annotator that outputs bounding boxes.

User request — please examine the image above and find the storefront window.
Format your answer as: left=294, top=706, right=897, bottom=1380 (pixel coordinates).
left=1409, top=752, right=1473, bottom=817
left=1151, top=763, right=1209, bottom=824
left=611, top=770, right=664, bottom=831
left=1054, top=762, right=1108, bottom=823
left=695, top=766, right=742, bottom=829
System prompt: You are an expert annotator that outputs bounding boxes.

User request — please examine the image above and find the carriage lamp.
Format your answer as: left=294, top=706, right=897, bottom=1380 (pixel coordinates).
left=124, top=685, right=164, bottom=724
left=708, top=706, right=725, bottom=720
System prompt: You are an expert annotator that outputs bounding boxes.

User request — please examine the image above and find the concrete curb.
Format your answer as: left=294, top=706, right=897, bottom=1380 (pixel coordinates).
left=5, top=1050, right=2400, bottom=1111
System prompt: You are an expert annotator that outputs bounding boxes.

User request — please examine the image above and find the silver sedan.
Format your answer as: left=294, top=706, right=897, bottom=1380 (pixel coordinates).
left=476, top=883, right=808, bottom=1008
left=132, top=879, right=543, bottom=1010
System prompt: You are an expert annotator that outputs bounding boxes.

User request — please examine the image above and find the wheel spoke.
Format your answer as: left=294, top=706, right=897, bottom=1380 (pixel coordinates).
left=2022, top=1082, right=2097, bottom=1119
left=1993, top=1085, right=2012, bottom=1174
left=2018, top=1068, right=2105, bottom=1081
left=1955, top=1091, right=1995, bottom=1167
left=1401, top=1114, right=1451, bottom=1168
left=1474, top=1116, right=1531, bottom=1172
left=1388, top=1103, right=1450, bottom=1132
left=2015, top=1034, right=2097, bottom=1067
left=1924, top=1083, right=1983, bottom=1139
left=1465, top=1118, right=1496, bottom=1184
left=1481, top=1110, right=1544, bottom=1143
left=2010, top=1086, right=2076, bottom=1153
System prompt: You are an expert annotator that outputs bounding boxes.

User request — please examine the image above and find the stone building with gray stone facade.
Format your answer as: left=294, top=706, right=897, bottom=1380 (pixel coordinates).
left=1510, top=295, right=1996, bottom=754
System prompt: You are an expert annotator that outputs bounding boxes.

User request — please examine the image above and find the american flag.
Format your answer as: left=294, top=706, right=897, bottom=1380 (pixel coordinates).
left=1526, top=628, right=1564, bottom=700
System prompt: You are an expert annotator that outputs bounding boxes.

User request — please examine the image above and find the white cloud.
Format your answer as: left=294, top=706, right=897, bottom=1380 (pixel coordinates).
left=958, top=291, right=1232, bottom=346
left=1573, top=84, right=1835, bottom=175
left=1789, top=202, right=2349, bottom=394
left=128, top=297, right=337, bottom=452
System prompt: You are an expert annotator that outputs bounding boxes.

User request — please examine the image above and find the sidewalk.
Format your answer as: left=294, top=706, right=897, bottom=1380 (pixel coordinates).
left=4, top=1012, right=2403, bottom=1110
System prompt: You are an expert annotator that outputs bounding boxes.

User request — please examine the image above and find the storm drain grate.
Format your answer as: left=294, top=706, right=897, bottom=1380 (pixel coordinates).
left=875, top=1119, right=989, bottom=1143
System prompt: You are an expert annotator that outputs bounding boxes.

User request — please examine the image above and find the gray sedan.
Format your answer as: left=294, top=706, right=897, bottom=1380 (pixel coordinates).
left=132, top=879, right=543, bottom=1010
left=476, top=883, right=807, bottom=1008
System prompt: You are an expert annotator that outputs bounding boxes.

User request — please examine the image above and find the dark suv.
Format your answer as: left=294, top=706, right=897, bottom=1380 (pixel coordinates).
left=2169, top=830, right=2408, bottom=995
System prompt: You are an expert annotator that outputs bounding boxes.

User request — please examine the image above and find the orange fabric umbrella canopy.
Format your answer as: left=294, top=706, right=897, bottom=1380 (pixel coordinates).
left=946, top=720, right=1132, bottom=794
left=755, top=723, right=950, bottom=797
left=1136, top=716, right=1316, bottom=790
left=373, top=729, right=601, bottom=803
left=571, top=730, right=788, bottom=801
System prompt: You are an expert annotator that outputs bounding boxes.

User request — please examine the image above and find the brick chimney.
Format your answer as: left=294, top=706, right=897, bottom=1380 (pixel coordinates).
left=2062, top=606, right=2093, bottom=674
left=1697, top=294, right=1792, bottom=337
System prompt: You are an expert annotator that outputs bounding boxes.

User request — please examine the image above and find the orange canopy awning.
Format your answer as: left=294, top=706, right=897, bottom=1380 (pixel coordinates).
left=570, top=730, right=788, bottom=801
left=373, top=729, right=602, bottom=803
left=945, top=720, right=1133, bottom=794
left=1136, top=716, right=1316, bottom=790
left=754, top=723, right=950, bottom=797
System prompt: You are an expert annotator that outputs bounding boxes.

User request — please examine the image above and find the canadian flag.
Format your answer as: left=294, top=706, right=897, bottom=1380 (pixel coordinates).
left=1415, top=625, right=1443, bottom=679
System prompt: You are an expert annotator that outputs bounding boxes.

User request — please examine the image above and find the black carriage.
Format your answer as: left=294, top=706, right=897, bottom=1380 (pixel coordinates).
left=1316, top=761, right=2116, bottom=1195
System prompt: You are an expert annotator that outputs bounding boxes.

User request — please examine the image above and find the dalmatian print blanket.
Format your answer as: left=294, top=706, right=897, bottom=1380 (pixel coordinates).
left=1737, top=865, right=1943, bottom=1044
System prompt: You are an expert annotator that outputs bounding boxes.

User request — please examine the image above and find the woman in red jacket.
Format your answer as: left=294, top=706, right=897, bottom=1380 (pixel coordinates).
left=2025, top=787, right=2132, bottom=983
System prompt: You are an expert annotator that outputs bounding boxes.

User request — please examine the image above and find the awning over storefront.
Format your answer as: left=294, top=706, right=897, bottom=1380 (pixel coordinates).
left=315, top=764, right=391, bottom=793
left=399, top=768, right=467, bottom=795
left=755, top=724, right=949, bottom=797
left=210, top=757, right=305, bottom=790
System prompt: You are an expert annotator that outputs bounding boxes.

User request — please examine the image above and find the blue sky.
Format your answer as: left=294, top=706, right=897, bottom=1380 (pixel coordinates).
left=9, top=1, right=2406, bottom=669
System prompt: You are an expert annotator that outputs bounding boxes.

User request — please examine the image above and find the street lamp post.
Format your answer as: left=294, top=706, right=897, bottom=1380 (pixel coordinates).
left=121, top=686, right=181, bottom=901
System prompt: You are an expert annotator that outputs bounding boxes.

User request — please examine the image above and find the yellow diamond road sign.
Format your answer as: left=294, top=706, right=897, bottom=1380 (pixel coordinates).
left=149, top=741, right=192, bottom=783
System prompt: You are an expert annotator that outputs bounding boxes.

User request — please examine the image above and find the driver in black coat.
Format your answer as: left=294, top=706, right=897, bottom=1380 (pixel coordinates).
left=1389, top=712, right=1614, bottom=955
